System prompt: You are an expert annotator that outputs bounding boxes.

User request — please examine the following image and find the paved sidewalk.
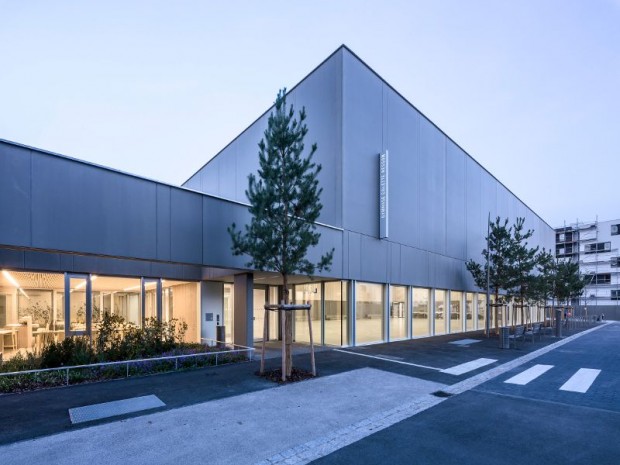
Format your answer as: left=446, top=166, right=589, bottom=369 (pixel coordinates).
left=0, top=322, right=607, bottom=464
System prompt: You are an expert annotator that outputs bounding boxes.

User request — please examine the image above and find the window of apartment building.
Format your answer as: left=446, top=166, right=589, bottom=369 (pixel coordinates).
left=612, top=290, right=620, bottom=300
left=611, top=257, right=620, bottom=268
left=584, top=242, right=611, bottom=254
left=612, top=224, right=620, bottom=236
left=588, top=273, right=612, bottom=285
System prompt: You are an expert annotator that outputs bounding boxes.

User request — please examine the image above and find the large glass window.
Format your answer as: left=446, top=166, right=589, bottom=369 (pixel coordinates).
left=477, top=294, right=487, bottom=331
left=465, top=293, right=475, bottom=331
left=434, top=290, right=446, bottom=335
left=162, top=280, right=199, bottom=343
left=389, top=285, right=408, bottom=340
left=294, top=283, right=322, bottom=344
left=355, top=282, right=384, bottom=345
left=450, top=291, right=463, bottom=334
left=253, top=288, right=267, bottom=342
left=68, top=277, right=88, bottom=332
left=412, top=287, right=430, bottom=337
left=143, top=279, right=159, bottom=320
left=324, top=281, right=348, bottom=346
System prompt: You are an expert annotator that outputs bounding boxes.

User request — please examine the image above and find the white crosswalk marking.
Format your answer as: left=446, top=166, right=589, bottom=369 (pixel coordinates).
left=504, top=364, right=554, bottom=385
left=441, top=358, right=497, bottom=375
left=560, top=368, right=601, bottom=393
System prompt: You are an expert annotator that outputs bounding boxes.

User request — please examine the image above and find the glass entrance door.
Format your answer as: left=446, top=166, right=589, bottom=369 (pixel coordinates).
left=64, top=273, right=92, bottom=337
left=253, top=287, right=267, bottom=342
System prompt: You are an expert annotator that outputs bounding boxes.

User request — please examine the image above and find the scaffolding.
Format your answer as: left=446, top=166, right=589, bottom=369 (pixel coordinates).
left=555, top=217, right=620, bottom=310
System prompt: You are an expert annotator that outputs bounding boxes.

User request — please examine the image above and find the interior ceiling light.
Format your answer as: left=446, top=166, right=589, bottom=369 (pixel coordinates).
left=74, top=275, right=97, bottom=291
left=2, top=269, right=20, bottom=288
left=2, top=270, right=30, bottom=299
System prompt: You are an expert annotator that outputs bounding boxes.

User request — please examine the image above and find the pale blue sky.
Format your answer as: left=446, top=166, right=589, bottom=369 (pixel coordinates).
left=1, top=1, right=618, bottom=226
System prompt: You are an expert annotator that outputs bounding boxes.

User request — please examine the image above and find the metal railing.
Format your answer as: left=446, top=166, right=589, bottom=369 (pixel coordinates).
left=0, top=342, right=255, bottom=390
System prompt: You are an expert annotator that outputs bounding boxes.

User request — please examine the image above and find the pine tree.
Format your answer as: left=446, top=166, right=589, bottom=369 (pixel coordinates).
left=507, top=217, right=539, bottom=326
left=228, top=88, right=333, bottom=378
left=466, top=217, right=514, bottom=310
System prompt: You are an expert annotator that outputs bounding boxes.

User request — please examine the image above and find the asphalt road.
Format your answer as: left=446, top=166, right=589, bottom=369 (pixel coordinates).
left=313, top=322, right=620, bottom=465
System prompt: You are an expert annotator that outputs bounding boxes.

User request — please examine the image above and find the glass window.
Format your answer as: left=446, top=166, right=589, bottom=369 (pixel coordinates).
left=324, top=281, right=348, bottom=346
left=450, top=291, right=463, bottom=334
left=465, top=293, right=475, bottom=331
left=389, top=286, right=408, bottom=340
left=434, top=290, right=446, bottom=335
left=355, top=282, right=384, bottom=344
left=412, top=287, right=430, bottom=337
left=223, top=283, right=234, bottom=343
left=477, top=294, right=487, bottom=331
left=253, top=287, right=267, bottom=342
left=294, top=283, right=322, bottom=344
left=144, top=280, right=159, bottom=320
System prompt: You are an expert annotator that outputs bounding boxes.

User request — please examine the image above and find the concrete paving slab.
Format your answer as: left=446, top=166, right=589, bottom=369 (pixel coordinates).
left=0, top=368, right=447, bottom=465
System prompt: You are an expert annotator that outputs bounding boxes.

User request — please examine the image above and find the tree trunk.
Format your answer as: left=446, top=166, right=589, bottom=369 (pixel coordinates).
left=282, top=274, right=293, bottom=379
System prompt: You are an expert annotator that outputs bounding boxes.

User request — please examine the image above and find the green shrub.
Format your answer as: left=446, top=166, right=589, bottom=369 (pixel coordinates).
left=40, top=337, right=96, bottom=368
left=0, top=351, right=40, bottom=373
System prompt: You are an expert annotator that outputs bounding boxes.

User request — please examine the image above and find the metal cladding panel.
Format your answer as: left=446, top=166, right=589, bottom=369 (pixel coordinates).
left=170, top=189, right=202, bottom=264
left=342, top=50, right=383, bottom=237
left=400, top=246, right=429, bottom=286
left=0, top=142, right=31, bottom=246
left=359, top=234, right=388, bottom=283
left=202, top=156, right=220, bottom=194
left=156, top=184, right=171, bottom=261
left=183, top=173, right=200, bottom=190
left=481, top=172, right=498, bottom=226
left=233, top=120, right=264, bottom=204
left=187, top=50, right=343, bottom=229
left=385, top=89, right=420, bottom=248
left=292, top=50, right=343, bottom=229
left=446, top=142, right=467, bottom=260
left=202, top=196, right=251, bottom=269
left=30, top=151, right=157, bottom=259
left=201, top=195, right=342, bottom=277
left=389, top=242, right=402, bottom=285
left=0, top=248, right=24, bottom=269
left=218, top=145, right=237, bottom=200
left=305, top=226, right=343, bottom=279
left=465, top=157, right=483, bottom=262
left=418, top=117, right=446, bottom=256
left=24, top=250, right=62, bottom=270
left=347, top=231, right=362, bottom=280
left=496, top=184, right=512, bottom=223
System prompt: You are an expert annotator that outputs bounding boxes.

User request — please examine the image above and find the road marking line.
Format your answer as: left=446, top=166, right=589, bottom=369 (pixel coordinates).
left=332, top=349, right=443, bottom=371
left=441, top=358, right=497, bottom=375
left=504, top=364, right=554, bottom=385
left=559, top=368, right=601, bottom=393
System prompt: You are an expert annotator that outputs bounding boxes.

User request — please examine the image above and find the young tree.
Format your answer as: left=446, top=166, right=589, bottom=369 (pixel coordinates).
left=554, top=261, right=586, bottom=307
left=466, top=217, right=514, bottom=331
left=530, top=249, right=556, bottom=323
left=228, top=88, right=333, bottom=379
left=507, top=218, right=539, bottom=326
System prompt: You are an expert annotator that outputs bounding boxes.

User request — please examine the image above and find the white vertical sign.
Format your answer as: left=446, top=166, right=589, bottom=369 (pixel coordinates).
left=379, top=151, right=388, bottom=238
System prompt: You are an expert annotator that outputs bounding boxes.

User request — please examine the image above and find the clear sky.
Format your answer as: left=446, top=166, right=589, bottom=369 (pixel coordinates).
left=1, top=1, right=618, bottom=227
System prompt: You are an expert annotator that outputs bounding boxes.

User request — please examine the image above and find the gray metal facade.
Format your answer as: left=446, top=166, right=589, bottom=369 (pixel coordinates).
left=183, top=46, right=555, bottom=289
left=0, top=45, right=556, bottom=347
